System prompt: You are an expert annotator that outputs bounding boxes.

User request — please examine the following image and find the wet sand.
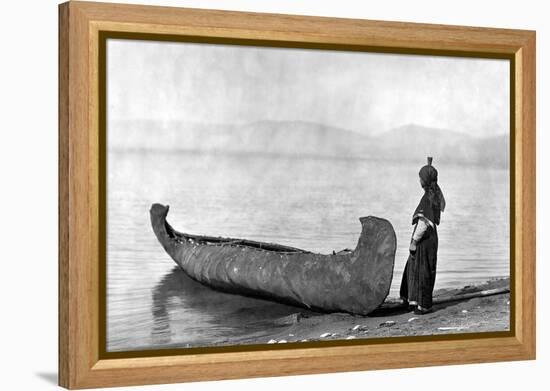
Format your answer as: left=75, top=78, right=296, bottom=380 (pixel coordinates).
left=206, top=277, right=510, bottom=347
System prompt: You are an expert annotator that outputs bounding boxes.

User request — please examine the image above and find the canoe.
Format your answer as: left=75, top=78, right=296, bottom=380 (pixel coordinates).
left=150, top=203, right=397, bottom=315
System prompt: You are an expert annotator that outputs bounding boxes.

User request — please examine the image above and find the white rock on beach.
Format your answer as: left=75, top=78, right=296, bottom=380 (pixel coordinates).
left=408, top=317, right=418, bottom=322
left=462, top=310, right=468, bottom=313
left=278, top=340, right=287, bottom=344
left=320, top=332, right=332, bottom=338
left=346, top=336, right=356, bottom=340
left=267, top=339, right=277, bottom=344
left=438, top=326, right=469, bottom=331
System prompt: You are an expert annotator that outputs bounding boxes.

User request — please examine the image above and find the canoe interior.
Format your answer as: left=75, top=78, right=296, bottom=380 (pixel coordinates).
left=163, top=220, right=316, bottom=254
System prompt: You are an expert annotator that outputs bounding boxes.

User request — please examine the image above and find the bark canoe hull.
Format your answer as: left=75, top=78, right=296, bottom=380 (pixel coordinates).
left=150, top=203, right=396, bottom=315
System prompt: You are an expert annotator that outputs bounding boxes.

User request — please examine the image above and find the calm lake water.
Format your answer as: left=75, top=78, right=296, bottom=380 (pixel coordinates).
left=106, top=150, right=509, bottom=351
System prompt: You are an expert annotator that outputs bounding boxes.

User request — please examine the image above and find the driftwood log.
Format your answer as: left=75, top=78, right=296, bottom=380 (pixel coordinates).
left=375, top=287, right=510, bottom=313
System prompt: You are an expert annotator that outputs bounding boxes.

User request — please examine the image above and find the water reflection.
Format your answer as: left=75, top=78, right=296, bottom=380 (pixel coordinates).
left=151, top=266, right=310, bottom=348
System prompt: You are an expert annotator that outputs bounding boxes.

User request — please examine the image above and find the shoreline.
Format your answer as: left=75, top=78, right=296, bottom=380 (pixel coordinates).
left=107, top=277, right=511, bottom=353
left=207, top=277, right=511, bottom=347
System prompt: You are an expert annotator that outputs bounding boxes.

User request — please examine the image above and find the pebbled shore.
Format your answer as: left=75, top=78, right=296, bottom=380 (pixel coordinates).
left=209, top=277, right=510, bottom=347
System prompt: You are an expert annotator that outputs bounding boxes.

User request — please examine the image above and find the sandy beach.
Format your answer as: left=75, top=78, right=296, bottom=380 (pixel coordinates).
left=207, top=277, right=510, bottom=347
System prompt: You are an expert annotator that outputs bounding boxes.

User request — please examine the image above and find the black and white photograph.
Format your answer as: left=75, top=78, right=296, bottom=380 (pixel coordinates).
left=106, top=38, right=510, bottom=352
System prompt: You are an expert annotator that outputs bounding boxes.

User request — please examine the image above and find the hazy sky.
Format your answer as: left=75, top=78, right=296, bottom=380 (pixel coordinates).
left=107, top=39, right=509, bottom=137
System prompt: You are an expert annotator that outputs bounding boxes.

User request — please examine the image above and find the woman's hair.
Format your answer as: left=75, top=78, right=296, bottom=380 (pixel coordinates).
left=419, top=157, right=446, bottom=212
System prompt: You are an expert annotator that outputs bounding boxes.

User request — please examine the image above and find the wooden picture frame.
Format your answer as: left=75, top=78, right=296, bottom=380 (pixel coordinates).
left=59, top=1, right=536, bottom=389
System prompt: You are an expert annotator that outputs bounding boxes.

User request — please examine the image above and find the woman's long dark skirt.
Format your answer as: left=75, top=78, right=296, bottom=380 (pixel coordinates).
left=400, top=226, right=438, bottom=309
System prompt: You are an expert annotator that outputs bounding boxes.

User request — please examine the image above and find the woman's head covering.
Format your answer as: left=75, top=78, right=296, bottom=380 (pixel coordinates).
left=419, top=157, right=446, bottom=213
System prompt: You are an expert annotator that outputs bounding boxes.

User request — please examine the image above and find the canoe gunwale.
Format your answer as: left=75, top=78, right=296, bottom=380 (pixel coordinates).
left=162, top=213, right=313, bottom=254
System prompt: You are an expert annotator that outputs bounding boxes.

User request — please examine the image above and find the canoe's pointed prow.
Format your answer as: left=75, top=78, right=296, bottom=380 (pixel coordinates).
left=150, top=203, right=170, bottom=235
left=151, top=203, right=169, bottom=218
left=150, top=204, right=177, bottom=254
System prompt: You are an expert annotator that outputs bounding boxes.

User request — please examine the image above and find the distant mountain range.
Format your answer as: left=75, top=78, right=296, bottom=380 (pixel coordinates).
left=109, top=120, right=509, bottom=168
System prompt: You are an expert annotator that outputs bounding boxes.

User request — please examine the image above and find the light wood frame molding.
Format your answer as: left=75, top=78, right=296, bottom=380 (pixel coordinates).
left=59, top=1, right=536, bottom=389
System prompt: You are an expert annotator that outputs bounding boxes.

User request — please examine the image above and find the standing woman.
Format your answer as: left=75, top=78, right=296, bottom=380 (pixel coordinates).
left=400, top=157, right=446, bottom=315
